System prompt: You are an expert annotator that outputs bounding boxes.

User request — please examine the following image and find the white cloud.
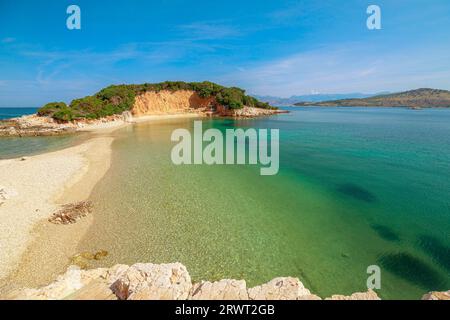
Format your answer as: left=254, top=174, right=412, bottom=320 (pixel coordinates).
left=219, top=43, right=450, bottom=97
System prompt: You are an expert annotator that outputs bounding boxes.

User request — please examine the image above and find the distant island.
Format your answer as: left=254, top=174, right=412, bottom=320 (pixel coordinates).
left=294, top=88, right=450, bottom=108
left=254, top=93, right=382, bottom=106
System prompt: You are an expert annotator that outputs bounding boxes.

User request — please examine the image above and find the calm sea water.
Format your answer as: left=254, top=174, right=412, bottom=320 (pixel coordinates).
left=2, top=107, right=448, bottom=299
left=72, top=107, right=450, bottom=300
left=0, top=107, right=37, bottom=120
left=0, top=107, right=83, bottom=159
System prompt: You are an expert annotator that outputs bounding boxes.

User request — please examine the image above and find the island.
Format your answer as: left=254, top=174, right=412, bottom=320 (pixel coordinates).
left=0, top=81, right=285, bottom=137
left=294, top=88, right=450, bottom=108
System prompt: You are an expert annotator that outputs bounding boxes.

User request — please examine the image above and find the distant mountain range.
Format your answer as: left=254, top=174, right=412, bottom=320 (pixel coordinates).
left=293, top=88, right=450, bottom=108
left=253, top=93, right=387, bottom=106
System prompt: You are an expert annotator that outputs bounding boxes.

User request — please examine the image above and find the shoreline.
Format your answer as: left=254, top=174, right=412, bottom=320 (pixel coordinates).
left=5, top=261, right=448, bottom=300
left=0, top=112, right=205, bottom=293
left=0, top=111, right=449, bottom=300
left=0, top=107, right=284, bottom=137
left=0, top=137, right=114, bottom=291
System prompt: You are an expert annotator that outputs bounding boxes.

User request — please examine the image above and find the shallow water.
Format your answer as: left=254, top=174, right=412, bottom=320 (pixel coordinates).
left=77, top=107, right=450, bottom=299
left=0, top=108, right=85, bottom=159
left=0, top=134, right=87, bottom=159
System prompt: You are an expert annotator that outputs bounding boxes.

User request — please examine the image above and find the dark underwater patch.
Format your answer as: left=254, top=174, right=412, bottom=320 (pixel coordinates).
left=377, top=252, right=446, bottom=290
left=371, top=224, right=401, bottom=242
left=336, top=183, right=377, bottom=203
left=416, top=235, right=450, bottom=272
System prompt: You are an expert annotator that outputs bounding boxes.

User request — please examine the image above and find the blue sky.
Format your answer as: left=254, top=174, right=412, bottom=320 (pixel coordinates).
left=1, top=0, right=450, bottom=107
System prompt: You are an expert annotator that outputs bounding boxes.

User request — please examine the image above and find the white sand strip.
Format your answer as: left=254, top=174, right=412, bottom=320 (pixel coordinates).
left=0, top=112, right=203, bottom=285
left=0, top=137, right=114, bottom=279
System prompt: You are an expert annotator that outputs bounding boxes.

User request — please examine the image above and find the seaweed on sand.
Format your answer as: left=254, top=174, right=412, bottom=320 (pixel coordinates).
left=48, top=201, right=93, bottom=224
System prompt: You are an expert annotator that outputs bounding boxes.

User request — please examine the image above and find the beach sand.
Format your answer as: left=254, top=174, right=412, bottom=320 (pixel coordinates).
left=0, top=113, right=204, bottom=293
left=0, top=136, right=114, bottom=290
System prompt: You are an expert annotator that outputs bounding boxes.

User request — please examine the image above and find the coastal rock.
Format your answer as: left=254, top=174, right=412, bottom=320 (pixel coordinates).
left=247, top=277, right=312, bottom=300
left=421, top=290, right=450, bottom=300
left=121, top=111, right=134, bottom=122
left=216, top=106, right=285, bottom=118
left=326, top=289, right=380, bottom=300
left=5, top=262, right=441, bottom=300
left=297, top=294, right=323, bottom=300
left=0, top=115, right=77, bottom=137
left=8, top=126, right=17, bottom=134
left=4, top=264, right=127, bottom=300
left=0, top=113, right=128, bottom=137
left=132, top=90, right=214, bottom=116
left=103, top=264, right=130, bottom=285
left=65, top=279, right=117, bottom=300
left=6, top=266, right=97, bottom=300
left=189, top=280, right=249, bottom=300
left=110, top=263, right=192, bottom=300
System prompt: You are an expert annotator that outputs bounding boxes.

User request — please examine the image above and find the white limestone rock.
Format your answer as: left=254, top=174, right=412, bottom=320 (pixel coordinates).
left=121, top=111, right=133, bottom=123
left=326, top=289, right=380, bottom=300
left=110, top=262, right=191, bottom=300
left=247, top=277, right=311, bottom=300
left=421, top=290, right=450, bottom=300
left=8, top=266, right=87, bottom=300
left=189, top=280, right=249, bottom=300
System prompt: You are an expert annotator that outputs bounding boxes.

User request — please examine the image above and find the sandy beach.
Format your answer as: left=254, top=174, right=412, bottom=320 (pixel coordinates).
left=0, top=137, right=114, bottom=283
left=0, top=112, right=206, bottom=293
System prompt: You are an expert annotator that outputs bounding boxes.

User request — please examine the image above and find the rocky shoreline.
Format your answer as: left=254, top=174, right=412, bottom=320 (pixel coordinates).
left=3, top=262, right=448, bottom=300
left=0, top=86, right=287, bottom=138
left=0, top=107, right=286, bottom=137
left=0, top=115, right=76, bottom=137
left=3, top=262, right=374, bottom=300
left=0, top=113, right=131, bottom=137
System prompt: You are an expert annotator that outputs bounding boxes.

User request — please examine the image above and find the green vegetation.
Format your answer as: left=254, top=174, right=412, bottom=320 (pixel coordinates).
left=37, top=102, right=69, bottom=116
left=38, top=81, right=275, bottom=122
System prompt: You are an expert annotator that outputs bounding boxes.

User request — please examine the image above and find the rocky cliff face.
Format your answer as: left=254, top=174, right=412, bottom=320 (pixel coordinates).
left=132, top=90, right=284, bottom=117
left=1, top=91, right=282, bottom=137
left=4, top=262, right=383, bottom=300
left=132, top=90, right=215, bottom=116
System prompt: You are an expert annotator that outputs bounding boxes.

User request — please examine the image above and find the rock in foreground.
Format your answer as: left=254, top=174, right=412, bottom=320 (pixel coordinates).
left=111, top=263, right=191, bottom=300
left=326, top=289, right=380, bottom=300
left=247, top=277, right=316, bottom=300
left=421, top=290, right=450, bottom=300
left=3, top=262, right=385, bottom=300
left=189, top=280, right=249, bottom=300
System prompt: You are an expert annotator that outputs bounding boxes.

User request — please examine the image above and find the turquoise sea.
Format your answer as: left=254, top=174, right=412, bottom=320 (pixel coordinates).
left=0, top=107, right=37, bottom=120
left=1, top=107, right=449, bottom=299
left=74, top=107, right=450, bottom=300
left=0, top=107, right=84, bottom=159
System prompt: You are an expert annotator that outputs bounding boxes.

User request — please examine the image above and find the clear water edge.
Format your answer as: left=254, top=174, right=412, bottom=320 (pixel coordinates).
left=74, top=107, right=450, bottom=300
left=1, top=107, right=449, bottom=299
